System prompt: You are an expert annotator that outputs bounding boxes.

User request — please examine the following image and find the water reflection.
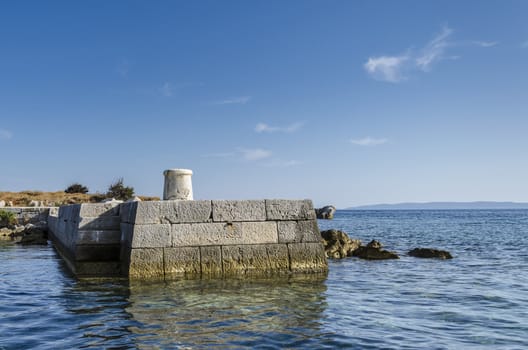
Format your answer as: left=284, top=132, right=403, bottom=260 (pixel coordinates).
left=126, top=276, right=328, bottom=348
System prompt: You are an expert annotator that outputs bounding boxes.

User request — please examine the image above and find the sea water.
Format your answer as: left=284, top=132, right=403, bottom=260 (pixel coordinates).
left=1, top=210, right=527, bottom=349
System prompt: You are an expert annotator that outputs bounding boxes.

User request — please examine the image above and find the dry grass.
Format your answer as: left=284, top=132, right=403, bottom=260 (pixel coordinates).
left=0, top=191, right=159, bottom=206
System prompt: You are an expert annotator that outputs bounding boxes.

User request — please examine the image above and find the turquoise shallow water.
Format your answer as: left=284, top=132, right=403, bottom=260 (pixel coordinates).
left=1, top=210, right=527, bottom=349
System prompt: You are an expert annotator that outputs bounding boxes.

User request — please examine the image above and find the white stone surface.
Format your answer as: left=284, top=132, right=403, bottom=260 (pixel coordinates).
left=171, top=221, right=278, bottom=246
left=125, top=223, right=171, bottom=248
left=278, top=220, right=321, bottom=243
left=160, top=200, right=212, bottom=223
left=265, top=199, right=316, bottom=220
left=212, top=200, right=266, bottom=222
left=163, top=168, right=193, bottom=200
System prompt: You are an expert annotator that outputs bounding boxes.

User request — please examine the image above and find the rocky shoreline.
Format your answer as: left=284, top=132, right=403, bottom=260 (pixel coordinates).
left=0, top=223, right=48, bottom=245
left=320, top=229, right=452, bottom=260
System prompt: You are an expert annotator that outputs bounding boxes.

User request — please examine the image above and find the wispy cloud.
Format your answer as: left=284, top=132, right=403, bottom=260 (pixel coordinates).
left=364, top=55, right=410, bottom=83
left=203, top=148, right=272, bottom=161
left=365, top=26, right=501, bottom=83
left=0, top=129, right=13, bottom=140
left=473, top=41, right=498, bottom=48
left=255, top=122, right=304, bottom=133
left=365, top=26, right=455, bottom=82
left=160, top=82, right=173, bottom=97
left=215, top=96, right=251, bottom=105
left=350, top=137, right=388, bottom=146
left=238, top=148, right=272, bottom=161
left=415, top=26, right=453, bottom=71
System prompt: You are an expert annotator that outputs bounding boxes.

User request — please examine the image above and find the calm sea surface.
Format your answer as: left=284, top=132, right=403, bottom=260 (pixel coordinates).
left=1, top=210, right=527, bottom=349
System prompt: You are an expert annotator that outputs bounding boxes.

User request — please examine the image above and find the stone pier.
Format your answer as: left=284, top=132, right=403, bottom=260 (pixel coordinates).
left=47, top=199, right=328, bottom=279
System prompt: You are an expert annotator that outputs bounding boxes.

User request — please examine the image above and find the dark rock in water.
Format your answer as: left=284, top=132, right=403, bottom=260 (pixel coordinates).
left=315, top=206, right=336, bottom=220
left=353, top=246, right=399, bottom=260
left=366, top=239, right=383, bottom=249
left=408, top=248, right=453, bottom=259
left=320, top=229, right=361, bottom=259
left=17, top=225, right=48, bottom=245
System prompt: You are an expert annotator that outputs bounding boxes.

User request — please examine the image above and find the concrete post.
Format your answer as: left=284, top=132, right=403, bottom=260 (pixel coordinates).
left=163, top=169, right=193, bottom=200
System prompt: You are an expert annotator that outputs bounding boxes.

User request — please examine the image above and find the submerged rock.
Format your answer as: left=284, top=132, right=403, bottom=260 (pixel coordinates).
left=315, top=206, right=336, bottom=219
left=17, top=225, right=48, bottom=245
left=320, top=229, right=361, bottom=258
left=353, top=246, right=399, bottom=260
left=408, top=248, right=452, bottom=259
left=366, top=239, right=383, bottom=249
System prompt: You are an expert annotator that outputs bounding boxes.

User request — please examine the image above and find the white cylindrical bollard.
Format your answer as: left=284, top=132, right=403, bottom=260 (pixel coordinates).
left=163, top=169, right=193, bottom=200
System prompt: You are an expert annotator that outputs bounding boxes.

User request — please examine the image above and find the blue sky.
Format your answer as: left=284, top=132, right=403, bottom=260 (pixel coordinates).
left=1, top=1, right=527, bottom=208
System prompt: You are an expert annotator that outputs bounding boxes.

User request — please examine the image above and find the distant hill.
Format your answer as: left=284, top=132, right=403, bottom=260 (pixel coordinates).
left=346, top=201, right=528, bottom=210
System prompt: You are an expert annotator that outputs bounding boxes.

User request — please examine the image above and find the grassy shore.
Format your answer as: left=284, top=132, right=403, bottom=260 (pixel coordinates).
left=0, top=191, right=159, bottom=207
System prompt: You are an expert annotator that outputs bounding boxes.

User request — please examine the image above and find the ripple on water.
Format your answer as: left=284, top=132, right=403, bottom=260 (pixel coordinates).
left=1, top=210, right=528, bottom=349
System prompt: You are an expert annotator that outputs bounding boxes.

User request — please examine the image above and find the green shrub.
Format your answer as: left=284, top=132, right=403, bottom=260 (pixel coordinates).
left=0, top=210, right=17, bottom=227
left=106, top=178, right=134, bottom=201
left=65, top=183, right=89, bottom=194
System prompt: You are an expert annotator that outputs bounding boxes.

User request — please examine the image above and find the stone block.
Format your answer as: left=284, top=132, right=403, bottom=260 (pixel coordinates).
left=47, top=216, right=58, bottom=234
left=212, top=200, right=266, bottom=222
left=119, top=202, right=136, bottom=224
left=79, top=203, right=120, bottom=218
left=221, top=245, right=272, bottom=275
left=160, top=200, right=212, bottom=224
left=164, top=247, right=201, bottom=278
left=266, top=244, right=290, bottom=272
left=265, top=199, right=316, bottom=221
left=77, top=230, right=121, bottom=245
left=120, top=223, right=133, bottom=249
left=124, top=201, right=162, bottom=224
left=239, top=221, right=279, bottom=243
left=129, top=224, right=171, bottom=248
left=288, top=243, right=328, bottom=273
left=75, top=244, right=121, bottom=261
left=278, top=220, right=321, bottom=243
left=78, top=216, right=121, bottom=230
left=171, top=221, right=277, bottom=247
left=127, top=248, right=164, bottom=279
left=200, top=246, right=222, bottom=275
left=75, top=261, right=121, bottom=276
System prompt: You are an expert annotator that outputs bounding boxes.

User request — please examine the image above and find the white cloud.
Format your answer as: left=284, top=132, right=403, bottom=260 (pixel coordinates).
left=202, top=148, right=276, bottom=162
left=0, top=129, right=13, bottom=140
left=365, top=26, right=458, bottom=82
left=216, top=96, right=251, bottom=105
left=238, top=148, right=272, bottom=161
left=350, top=137, right=388, bottom=146
left=416, top=26, right=453, bottom=71
left=160, top=82, right=173, bottom=97
left=364, top=55, right=409, bottom=83
left=255, top=122, right=304, bottom=133
left=473, top=41, right=498, bottom=48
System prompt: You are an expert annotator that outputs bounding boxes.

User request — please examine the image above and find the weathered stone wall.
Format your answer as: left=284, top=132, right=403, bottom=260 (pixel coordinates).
left=119, top=199, right=327, bottom=279
left=0, top=207, right=51, bottom=226
left=47, top=199, right=328, bottom=280
left=48, top=203, right=122, bottom=276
